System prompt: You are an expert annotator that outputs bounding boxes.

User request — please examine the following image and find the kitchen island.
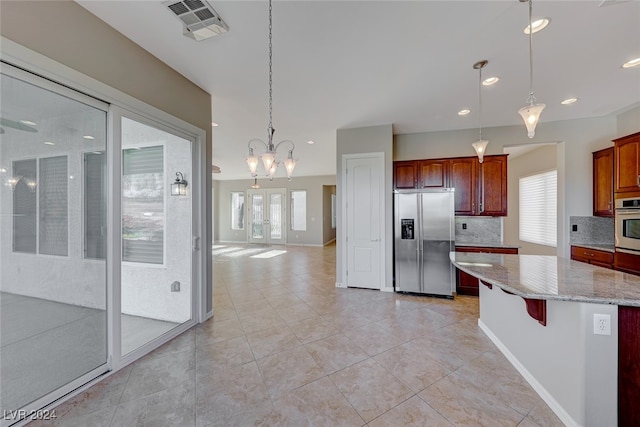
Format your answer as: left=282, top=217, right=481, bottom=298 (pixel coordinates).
left=450, top=252, right=640, bottom=427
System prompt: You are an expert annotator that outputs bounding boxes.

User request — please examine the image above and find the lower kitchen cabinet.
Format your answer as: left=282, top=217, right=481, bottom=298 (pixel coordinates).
left=571, top=245, right=614, bottom=269
left=614, top=251, right=640, bottom=275
left=455, top=246, right=518, bottom=296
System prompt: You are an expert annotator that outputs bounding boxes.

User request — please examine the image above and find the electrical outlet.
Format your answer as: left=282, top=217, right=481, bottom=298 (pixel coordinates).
left=171, top=281, right=181, bottom=292
left=572, top=224, right=578, bottom=232
left=462, top=223, right=467, bottom=230
left=593, top=313, right=611, bottom=335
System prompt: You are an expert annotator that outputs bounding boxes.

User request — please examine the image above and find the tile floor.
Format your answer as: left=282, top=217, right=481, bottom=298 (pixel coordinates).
left=27, top=243, right=563, bottom=426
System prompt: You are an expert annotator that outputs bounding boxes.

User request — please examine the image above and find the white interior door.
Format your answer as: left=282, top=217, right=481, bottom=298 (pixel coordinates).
left=345, top=155, right=383, bottom=289
left=248, top=189, right=286, bottom=244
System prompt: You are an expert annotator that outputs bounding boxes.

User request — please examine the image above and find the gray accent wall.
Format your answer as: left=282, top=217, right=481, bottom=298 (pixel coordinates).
left=214, top=175, right=336, bottom=246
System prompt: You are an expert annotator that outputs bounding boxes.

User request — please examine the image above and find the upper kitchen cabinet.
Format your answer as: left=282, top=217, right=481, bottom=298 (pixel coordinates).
left=393, top=160, right=418, bottom=189
left=478, top=155, right=508, bottom=216
left=614, top=132, right=640, bottom=194
left=393, top=154, right=508, bottom=216
left=418, top=159, right=449, bottom=188
left=449, top=157, right=477, bottom=215
left=593, top=147, right=614, bottom=217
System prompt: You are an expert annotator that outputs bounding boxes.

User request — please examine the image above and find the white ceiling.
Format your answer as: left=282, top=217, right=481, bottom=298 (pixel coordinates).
left=77, top=0, right=640, bottom=180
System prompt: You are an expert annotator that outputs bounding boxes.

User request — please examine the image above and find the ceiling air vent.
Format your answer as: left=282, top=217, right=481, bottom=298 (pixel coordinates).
left=164, top=0, right=229, bottom=41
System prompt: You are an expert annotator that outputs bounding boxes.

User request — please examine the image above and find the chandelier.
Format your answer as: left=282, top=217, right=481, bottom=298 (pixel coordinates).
left=246, top=0, right=296, bottom=181
left=518, top=0, right=545, bottom=138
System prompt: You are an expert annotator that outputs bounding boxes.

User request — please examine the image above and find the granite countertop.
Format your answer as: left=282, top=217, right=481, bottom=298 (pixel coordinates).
left=570, top=243, right=616, bottom=253
left=455, top=242, right=521, bottom=249
left=449, top=252, right=640, bottom=307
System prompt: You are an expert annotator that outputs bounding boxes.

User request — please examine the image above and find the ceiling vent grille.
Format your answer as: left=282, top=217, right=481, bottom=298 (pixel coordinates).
left=164, top=0, right=229, bottom=41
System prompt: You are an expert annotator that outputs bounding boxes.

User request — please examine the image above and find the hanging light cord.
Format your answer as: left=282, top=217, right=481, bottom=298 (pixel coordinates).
left=527, top=0, right=535, bottom=105
left=478, top=65, right=483, bottom=141
left=267, top=0, right=274, bottom=146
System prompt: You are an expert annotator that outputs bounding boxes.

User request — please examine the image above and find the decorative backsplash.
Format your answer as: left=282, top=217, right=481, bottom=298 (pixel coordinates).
left=455, top=216, right=502, bottom=244
left=569, top=216, right=614, bottom=245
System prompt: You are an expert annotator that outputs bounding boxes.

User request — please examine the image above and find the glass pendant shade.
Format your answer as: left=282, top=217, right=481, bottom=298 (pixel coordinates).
left=246, top=153, right=260, bottom=176
left=268, top=161, right=279, bottom=180
left=518, top=102, right=545, bottom=138
left=261, top=151, right=276, bottom=173
left=472, top=139, right=489, bottom=163
left=284, top=156, right=296, bottom=179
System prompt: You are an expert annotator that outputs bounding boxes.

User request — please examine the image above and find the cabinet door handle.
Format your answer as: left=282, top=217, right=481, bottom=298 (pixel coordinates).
left=637, top=175, right=640, bottom=187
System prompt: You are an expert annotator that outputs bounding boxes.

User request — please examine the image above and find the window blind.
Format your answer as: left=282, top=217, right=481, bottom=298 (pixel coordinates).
left=39, top=156, right=68, bottom=256
left=519, top=170, right=557, bottom=247
left=85, top=152, right=107, bottom=259
left=122, top=146, right=164, bottom=264
left=291, top=190, right=307, bottom=231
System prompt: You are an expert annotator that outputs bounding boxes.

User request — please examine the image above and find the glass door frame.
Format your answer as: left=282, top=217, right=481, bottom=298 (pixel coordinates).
left=247, top=188, right=287, bottom=245
left=110, top=106, right=204, bottom=369
left=0, top=39, right=208, bottom=424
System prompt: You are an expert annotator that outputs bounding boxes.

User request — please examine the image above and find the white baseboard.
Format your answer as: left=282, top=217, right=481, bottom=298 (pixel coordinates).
left=285, top=243, right=324, bottom=247
left=477, top=319, right=579, bottom=427
left=335, top=282, right=346, bottom=288
left=381, top=286, right=394, bottom=293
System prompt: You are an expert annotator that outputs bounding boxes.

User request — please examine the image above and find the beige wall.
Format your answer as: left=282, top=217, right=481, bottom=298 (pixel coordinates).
left=215, top=175, right=336, bottom=246
left=336, top=124, right=393, bottom=289
left=0, top=0, right=214, bottom=311
left=322, top=185, right=337, bottom=244
left=504, top=144, right=558, bottom=255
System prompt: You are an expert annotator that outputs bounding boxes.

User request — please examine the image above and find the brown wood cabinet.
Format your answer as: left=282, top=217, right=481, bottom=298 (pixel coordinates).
left=418, top=159, right=449, bottom=188
left=449, top=157, right=477, bottom=215
left=614, top=132, right=640, bottom=194
left=593, top=147, right=614, bottom=217
left=393, top=155, right=508, bottom=216
left=570, top=245, right=614, bottom=269
left=619, top=306, right=640, bottom=427
left=455, top=246, right=519, bottom=296
left=393, top=160, right=417, bottom=189
left=614, top=251, right=640, bottom=275
left=478, top=155, right=508, bottom=216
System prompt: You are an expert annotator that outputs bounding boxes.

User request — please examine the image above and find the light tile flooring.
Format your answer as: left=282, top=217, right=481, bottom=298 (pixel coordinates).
left=28, top=243, right=563, bottom=426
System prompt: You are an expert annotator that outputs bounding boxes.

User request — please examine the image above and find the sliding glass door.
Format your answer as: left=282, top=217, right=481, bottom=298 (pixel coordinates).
left=0, top=66, right=109, bottom=418
left=120, top=115, right=194, bottom=356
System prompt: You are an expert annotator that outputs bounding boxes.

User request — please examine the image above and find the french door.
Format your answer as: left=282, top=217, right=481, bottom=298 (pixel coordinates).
left=247, top=189, right=286, bottom=244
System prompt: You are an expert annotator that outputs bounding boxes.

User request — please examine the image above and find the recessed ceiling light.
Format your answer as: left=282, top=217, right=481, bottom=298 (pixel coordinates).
left=524, top=18, right=550, bottom=34
left=83, top=135, right=95, bottom=140
left=20, top=120, right=37, bottom=126
left=561, top=98, right=578, bottom=105
left=307, top=140, right=315, bottom=145
left=458, top=109, right=471, bottom=116
left=44, top=141, right=55, bottom=145
left=211, top=122, right=219, bottom=127
left=622, top=57, right=640, bottom=69
left=482, top=76, right=500, bottom=86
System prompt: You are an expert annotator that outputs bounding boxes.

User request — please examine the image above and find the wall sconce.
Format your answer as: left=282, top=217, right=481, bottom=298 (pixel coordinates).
left=171, top=172, right=188, bottom=196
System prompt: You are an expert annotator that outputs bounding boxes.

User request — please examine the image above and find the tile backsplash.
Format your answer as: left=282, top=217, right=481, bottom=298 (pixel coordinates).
left=569, top=216, right=614, bottom=245
left=455, top=216, right=502, bottom=244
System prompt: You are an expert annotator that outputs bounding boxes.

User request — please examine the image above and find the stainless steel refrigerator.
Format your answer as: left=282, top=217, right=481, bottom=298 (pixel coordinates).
left=393, top=188, right=455, bottom=297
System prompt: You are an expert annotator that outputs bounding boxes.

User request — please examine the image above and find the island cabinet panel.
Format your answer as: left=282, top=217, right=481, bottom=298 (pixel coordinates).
left=593, top=147, right=614, bottom=217
left=619, top=306, right=640, bottom=427
left=614, top=132, right=640, bottom=194
left=455, top=246, right=518, bottom=296
left=418, top=159, right=449, bottom=188
left=393, top=161, right=417, bottom=189
left=478, top=155, right=508, bottom=216
left=450, top=158, right=477, bottom=215
left=570, top=246, right=614, bottom=269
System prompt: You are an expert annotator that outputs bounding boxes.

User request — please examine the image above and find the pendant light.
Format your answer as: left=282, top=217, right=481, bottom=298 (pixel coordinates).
left=518, top=0, right=545, bottom=139
left=472, top=60, right=489, bottom=163
left=246, top=0, right=297, bottom=181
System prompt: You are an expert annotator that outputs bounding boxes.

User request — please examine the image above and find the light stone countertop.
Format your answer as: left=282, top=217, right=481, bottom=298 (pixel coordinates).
left=450, top=252, right=640, bottom=307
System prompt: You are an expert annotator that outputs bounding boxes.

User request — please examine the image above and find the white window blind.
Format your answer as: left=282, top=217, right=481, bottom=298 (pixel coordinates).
left=122, top=146, right=164, bottom=264
left=85, top=151, right=107, bottom=259
left=519, top=170, right=557, bottom=247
